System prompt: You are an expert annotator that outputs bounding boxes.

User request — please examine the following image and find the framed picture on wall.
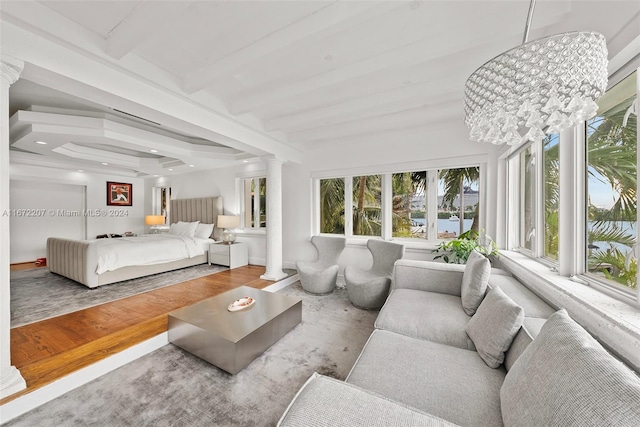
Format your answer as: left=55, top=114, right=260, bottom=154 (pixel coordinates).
left=107, top=182, right=132, bottom=206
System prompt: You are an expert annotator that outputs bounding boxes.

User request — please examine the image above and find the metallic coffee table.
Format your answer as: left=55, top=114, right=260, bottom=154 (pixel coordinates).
left=168, top=286, right=302, bottom=374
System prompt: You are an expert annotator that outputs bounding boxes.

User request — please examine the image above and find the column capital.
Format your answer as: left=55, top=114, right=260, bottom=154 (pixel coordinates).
left=261, top=155, right=286, bottom=166
left=1, top=55, right=24, bottom=86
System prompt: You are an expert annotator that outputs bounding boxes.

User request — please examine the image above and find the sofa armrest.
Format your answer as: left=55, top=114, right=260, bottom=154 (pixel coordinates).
left=278, top=373, right=457, bottom=427
left=392, top=259, right=465, bottom=297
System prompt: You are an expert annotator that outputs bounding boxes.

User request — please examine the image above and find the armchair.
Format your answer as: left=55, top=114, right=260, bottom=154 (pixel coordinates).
left=344, top=239, right=405, bottom=309
left=296, top=235, right=346, bottom=295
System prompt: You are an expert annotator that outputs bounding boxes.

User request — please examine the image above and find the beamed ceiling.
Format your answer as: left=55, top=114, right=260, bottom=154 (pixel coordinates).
left=3, top=1, right=639, bottom=177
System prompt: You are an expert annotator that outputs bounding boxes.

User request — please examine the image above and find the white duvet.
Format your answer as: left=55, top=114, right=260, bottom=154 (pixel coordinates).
left=95, top=234, right=206, bottom=274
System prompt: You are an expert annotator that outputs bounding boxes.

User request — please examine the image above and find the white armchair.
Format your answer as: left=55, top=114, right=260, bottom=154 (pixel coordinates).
left=296, top=235, right=346, bottom=295
left=344, top=239, right=405, bottom=309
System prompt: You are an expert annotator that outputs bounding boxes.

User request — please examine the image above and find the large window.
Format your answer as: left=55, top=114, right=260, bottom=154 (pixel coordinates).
left=586, top=71, right=637, bottom=290
left=317, top=166, right=481, bottom=241
left=509, top=70, right=639, bottom=296
left=242, top=177, right=266, bottom=228
left=320, top=178, right=345, bottom=234
left=543, top=134, right=559, bottom=260
left=352, top=175, right=381, bottom=236
left=438, top=168, right=480, bottom=238
left=392, top=172, right=426, bottom=239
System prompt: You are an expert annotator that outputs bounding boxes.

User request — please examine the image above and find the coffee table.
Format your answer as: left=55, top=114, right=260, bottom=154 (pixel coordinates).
left=168, top=286, right=302, bottom=374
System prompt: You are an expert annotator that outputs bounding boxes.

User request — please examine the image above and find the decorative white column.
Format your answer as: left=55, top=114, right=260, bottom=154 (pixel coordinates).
left=260, top=156, right=287, bottom=281
left=0, top=55, right=26, bottom=398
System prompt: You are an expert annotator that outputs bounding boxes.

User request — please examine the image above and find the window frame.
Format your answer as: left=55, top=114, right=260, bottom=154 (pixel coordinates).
left=505, top=68, right=639, bottom=303
left=237, top=174, right=267, bottom=232
left=312, top=158, right=487, bottom=244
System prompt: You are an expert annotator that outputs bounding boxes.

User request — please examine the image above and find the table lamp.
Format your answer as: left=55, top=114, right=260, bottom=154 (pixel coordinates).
left=145, top=215, right=165, bottom=234
left=217, top=215, right=240, bottom=244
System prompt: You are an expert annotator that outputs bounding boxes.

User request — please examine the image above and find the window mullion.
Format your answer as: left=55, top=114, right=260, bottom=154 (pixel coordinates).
left=345, top=177, right=353, bottom=237
left=558, top=124, right=585, bottom=276
left=382, top=174, right=392, bottom=239
left=426, top=170, right=438, bottom=241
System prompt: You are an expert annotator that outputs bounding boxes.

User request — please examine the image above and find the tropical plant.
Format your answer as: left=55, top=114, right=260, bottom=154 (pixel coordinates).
left=433, top=229, right=499, bottom=264
left=439, top=167, right=480, bottom=235
left=353, top=175, right=382, bottom=236
left=320, top=178, right=345, bottom=234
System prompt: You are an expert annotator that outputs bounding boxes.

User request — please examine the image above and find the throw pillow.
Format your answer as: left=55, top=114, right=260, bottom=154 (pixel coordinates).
left=460, top=249, right=490, bottom=315
left=466, top=286, right=524, bottom=368
left=501, top=309, right=640, bottom=426
left=194, top=223, right=215, bottom=239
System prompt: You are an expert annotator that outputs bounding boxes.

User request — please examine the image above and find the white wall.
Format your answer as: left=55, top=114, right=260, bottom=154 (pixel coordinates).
left=9, top=179, right=85, bottom=263
left=9, top=163, right=146, bottom=262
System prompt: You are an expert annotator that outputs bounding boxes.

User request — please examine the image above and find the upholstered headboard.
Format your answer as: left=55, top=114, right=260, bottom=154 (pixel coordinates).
left=170, top=197, right=223, bottom=240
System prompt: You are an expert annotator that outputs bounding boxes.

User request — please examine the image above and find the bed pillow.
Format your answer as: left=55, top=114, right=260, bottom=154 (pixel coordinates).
left=466, top=286, right=524, bottom=368
left=501, top=309, right=640, bottom=426
left=194, top=223, right=215, bottom=239
left=169, top=221, right=199, bottom=238
left=460, top=249, right=491, bottom=315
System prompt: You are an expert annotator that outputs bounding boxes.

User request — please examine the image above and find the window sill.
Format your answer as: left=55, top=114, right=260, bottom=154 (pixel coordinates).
left=343, top=237, right=440, bottom=252
left=499, top=250, right=640, bottom=371
left=235, top=229, right=266, bottom=237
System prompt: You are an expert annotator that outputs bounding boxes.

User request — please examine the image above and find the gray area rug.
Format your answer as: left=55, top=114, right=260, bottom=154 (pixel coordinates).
left=6, top=282, right=378, bottom=427
left=10, top=264, right=227, bottom=327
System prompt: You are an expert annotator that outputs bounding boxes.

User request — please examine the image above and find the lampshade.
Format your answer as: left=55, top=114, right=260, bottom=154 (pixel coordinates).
left=217, top=215, right=240, bottom=229
left=464, top=21, right=608, bottom=146
left=145, top=215, right=165, bottom=226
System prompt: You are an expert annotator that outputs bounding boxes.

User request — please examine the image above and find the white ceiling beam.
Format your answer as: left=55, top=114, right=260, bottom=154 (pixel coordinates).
left=264, top=77, right=460, bottom=133
left=106, top=1, right=196, bottom=60
left=287, top=101, right=462, bottom=144
left=0, top=1, right=107, bottom=55
left=182, top=1, right=402, bottom=94
left=229, top=3, right=571, bottom=115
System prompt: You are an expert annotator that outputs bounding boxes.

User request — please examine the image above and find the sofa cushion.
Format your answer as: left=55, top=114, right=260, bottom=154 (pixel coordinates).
left=376, top=289, right=475, bottom=350
left=488, top=274, right=556, bottom=319
left=501, top=310, right=640, bottom=426
left=347, top=329, right=505, bottom=427
left=504, top=317, right=547, bottom=371
left=466, top=286, right=524, bottom=368
left=277, top=373, right=457, bottom=427
left=460, top=250, right=490, bottom=315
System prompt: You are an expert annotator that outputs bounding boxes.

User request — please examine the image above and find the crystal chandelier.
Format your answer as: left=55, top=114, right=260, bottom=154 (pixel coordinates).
left=464, top=0, right=608, bottom=146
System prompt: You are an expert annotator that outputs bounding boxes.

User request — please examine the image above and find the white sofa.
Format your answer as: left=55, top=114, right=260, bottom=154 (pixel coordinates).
left=278, top=255, right=640, bottom=426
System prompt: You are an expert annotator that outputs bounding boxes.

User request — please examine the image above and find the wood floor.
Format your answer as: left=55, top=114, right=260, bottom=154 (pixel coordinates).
left=2, top=265, right=286, bottom=405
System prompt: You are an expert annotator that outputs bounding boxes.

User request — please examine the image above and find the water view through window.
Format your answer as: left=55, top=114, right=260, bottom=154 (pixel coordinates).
left=586, top=71, right=637, bottom=290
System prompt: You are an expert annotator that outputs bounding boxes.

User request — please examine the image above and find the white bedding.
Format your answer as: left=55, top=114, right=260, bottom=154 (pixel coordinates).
left=94, top=234, right=213, bottom=274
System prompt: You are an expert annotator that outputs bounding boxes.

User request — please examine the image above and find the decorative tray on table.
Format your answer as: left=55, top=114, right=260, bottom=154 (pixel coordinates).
left=227, top=296, right=255, bottom=312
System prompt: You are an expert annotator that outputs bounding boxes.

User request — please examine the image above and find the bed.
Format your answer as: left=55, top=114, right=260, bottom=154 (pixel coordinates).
left=46, top=197, right=223, bottom=288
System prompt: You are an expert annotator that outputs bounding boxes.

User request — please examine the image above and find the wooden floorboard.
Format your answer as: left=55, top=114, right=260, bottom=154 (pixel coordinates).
left=2, top=265, right=291, bottom=405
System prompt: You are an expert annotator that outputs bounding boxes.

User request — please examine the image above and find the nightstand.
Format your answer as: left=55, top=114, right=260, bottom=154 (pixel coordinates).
left=208, top=242, right=248, bottom=269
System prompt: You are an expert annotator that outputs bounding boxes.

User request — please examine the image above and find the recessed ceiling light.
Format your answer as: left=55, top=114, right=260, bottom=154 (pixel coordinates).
left=101, top=162, right=108, bottom=165
left=149, top=149, right=158, bottom=153
left=189, top=164, right=195, bottom=167
left=168, top=168, right=173, bottom=171
left=242, top=160, right=249, bottom=163
left=154, top=175, right=159, bottom=177
left=35, top=141, right=47, bottom=145
left=77, top=169, right=84, bottom=172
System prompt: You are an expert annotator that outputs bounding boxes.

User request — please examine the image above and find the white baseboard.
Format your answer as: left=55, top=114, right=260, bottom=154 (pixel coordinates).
left=263, top=273, right=299, bottom=292
left=0, top=334, right=168, bottom=424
